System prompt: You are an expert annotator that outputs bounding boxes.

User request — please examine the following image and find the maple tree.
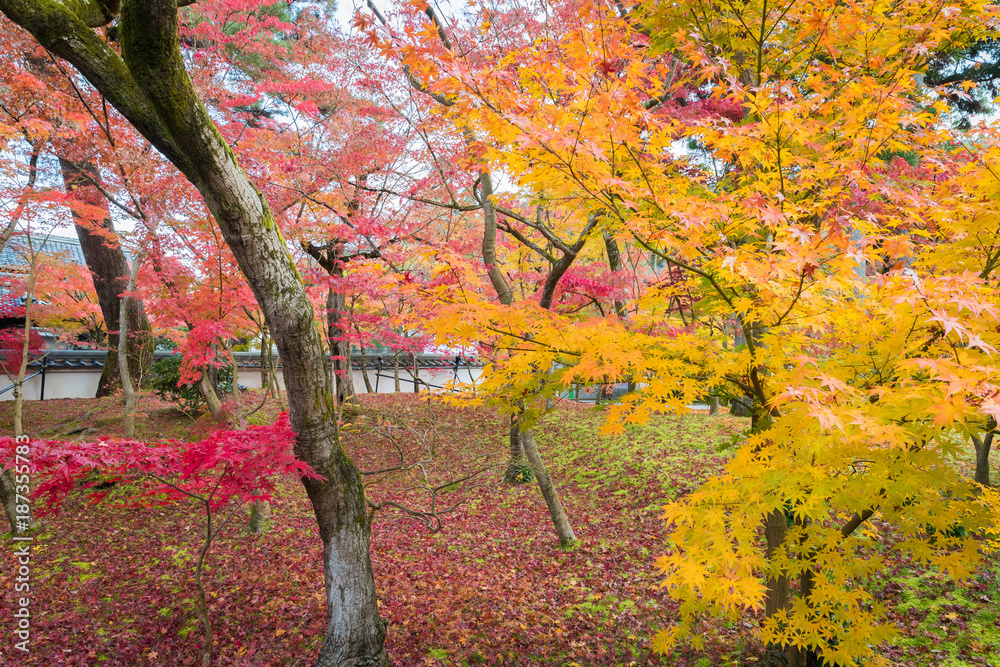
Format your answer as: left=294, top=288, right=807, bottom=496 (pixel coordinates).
left=0, top=1, right=392, bottom=664
left=388, top=0, right=1000, bottom=663
left=0, top=414, right=309, bottom=667
left=0, top=31, right=157, bottom=394
left=360, top=0, right=661, bottom=547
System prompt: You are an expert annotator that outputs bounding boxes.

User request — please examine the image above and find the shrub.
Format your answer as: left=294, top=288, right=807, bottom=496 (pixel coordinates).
left=146, top=353, right=232, bottom=414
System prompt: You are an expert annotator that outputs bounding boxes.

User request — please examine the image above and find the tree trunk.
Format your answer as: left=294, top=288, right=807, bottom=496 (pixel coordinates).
left=198, top=371, right=225, bottom=421
left=259, top=325, right=272, bottom=393
left=709, top=396, right=720, bottom=415
left=763, top=509, right=790, bottom=618
left=603, top=231, right=627, bottom=318
left=786, top=567, right=819, bottom=667
left=119, top=255, right=141, bottom=439
left=5, top=261, right=39, bottom=534
left=0, top=3, right=389, bottom=662
left=502, top=412, right=527, bottom=484
left=393, top=353, right=401, bottom=392
left=359, top=343, right=374, bottom=394
left=730, top=396, right=752, bottom=417
left=973, top=430, right=994, bottom=487
left=0, top=469, right=24, bottom=535
left=327, top=287, right=356, bottom=406
left=411, top=352, right=420, bottom=393
left=520, top=426, right=577, bottom=547
left=247, top=495, right=272, bottom=535
left=59, top=157, right=154, bottom=397
left=12, top=268, right=38, bottom=441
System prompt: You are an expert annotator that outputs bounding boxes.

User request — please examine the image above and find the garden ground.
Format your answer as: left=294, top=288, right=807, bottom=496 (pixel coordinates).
left=0, top=392, right=997, bottom=666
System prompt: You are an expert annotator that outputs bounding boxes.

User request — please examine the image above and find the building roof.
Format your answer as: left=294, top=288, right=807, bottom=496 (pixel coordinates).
left=0, top=234, right=86, bottom=273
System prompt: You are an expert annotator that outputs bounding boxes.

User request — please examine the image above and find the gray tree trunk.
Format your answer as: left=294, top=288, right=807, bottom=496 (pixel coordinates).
left=393, top=353, right=401, bottom=392
left=972, top=430, right=994, bottom=487
left=502, top=413, right=528, bottom=484
left=411, top=352, right=420, bottom=393
left=0, top=3, right=388, bottom=663
left=0, top=469, right=24, bottom=535
left=327, top=287, right=356, bottom=406
left=4, top=258, right=38, bottom=535
left=119, top=255, right=141, bottom=439
left=520, top=427, right=576, bottom=547
left=198, top=371, right=225, bottom=421
left=358, top=343, right=375, bottom=394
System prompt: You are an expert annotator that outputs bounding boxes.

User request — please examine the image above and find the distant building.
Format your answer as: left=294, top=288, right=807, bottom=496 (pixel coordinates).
left=0, top=233, right=86, bottom=275
left=0, top=234, right=87, bottom=344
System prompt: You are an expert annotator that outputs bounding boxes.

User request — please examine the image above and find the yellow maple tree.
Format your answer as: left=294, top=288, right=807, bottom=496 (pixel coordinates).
left=389, top=0, right=1000, bottom=663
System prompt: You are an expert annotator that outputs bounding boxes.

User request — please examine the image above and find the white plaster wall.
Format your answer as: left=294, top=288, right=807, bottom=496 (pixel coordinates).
left=0, top=366, right=483, bottom=401
left=0, top=371, right=100, bottom=401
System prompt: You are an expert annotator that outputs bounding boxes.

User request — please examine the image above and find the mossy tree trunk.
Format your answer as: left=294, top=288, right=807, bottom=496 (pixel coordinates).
left=0, top=2, right=387, bottom=664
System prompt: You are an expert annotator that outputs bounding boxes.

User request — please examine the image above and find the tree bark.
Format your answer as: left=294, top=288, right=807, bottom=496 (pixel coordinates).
left=972, top=430, right=994, bottom=487
left=2, top=262, right=38, bottom=536
left=0, top=2, right=388, bottom=663
left=763, top=509, right=790, bottom=618
left=502, top=413, right=527, bottom=484
left=59, top=157, right=154, bottom=396
left=198, top=371, right=225, bottom=421
left=603, top=231, right=627, bottom=318
left=119, top=254, right=141, bottom=439
left=0, top=469, right=23, bottom=535
left=358, top=342, right=375, bottom=394
left=327, top=287, right=356, bottom=406
left=12, top=265, right=38, bottom=441
left=520, top=425, right=576, bottom=547
left=411, top=352, right=420, bottom=394
left=259, top=324, right=272, bottom=392
left=247, top=495, right=272, bottom=535
left=393, top=352, right=400, bottom=392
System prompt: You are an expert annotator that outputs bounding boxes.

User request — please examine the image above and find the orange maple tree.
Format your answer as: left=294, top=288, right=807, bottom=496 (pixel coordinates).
left=393, top=0, right=1000, bottom=663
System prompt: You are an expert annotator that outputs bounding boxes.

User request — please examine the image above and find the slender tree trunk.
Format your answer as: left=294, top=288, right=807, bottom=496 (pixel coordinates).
left=0, top=470, right=22, bottom=535
left=709, top=396, right=720, bottom=415
left=393, top=353, right=401, bottom=393
left=247, top=494, right=272, bottom=535
left=2, top=266, right=38, bottom=535
left=520, top=426, right=576, bottom=547
left=327, top=287, right=357, bottom=406
left=359, top=343, right=374, bottom=394
left=59, top=157, right=154, bottom=396
left=411, top=352, right=420, bottom=394
left=260, top=325, right=272, bottom=393
left=502, top=412, right=528, bottom=484
left=973, top=431, right=994, bottom=487
left=12, top=269, right=38, bottom=440
left=763, top=509, right=790, bottom=617
left=603, top=231, right=627, bottom=318
left=785, top=567, right=818, bottom=667
left=198, top=372, right=225, bottom=421
left=480, top=171, right=577, bottom=544
left=229, top=347, right=243, bottom=424
left=119, top=255, right=141, bottom=439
